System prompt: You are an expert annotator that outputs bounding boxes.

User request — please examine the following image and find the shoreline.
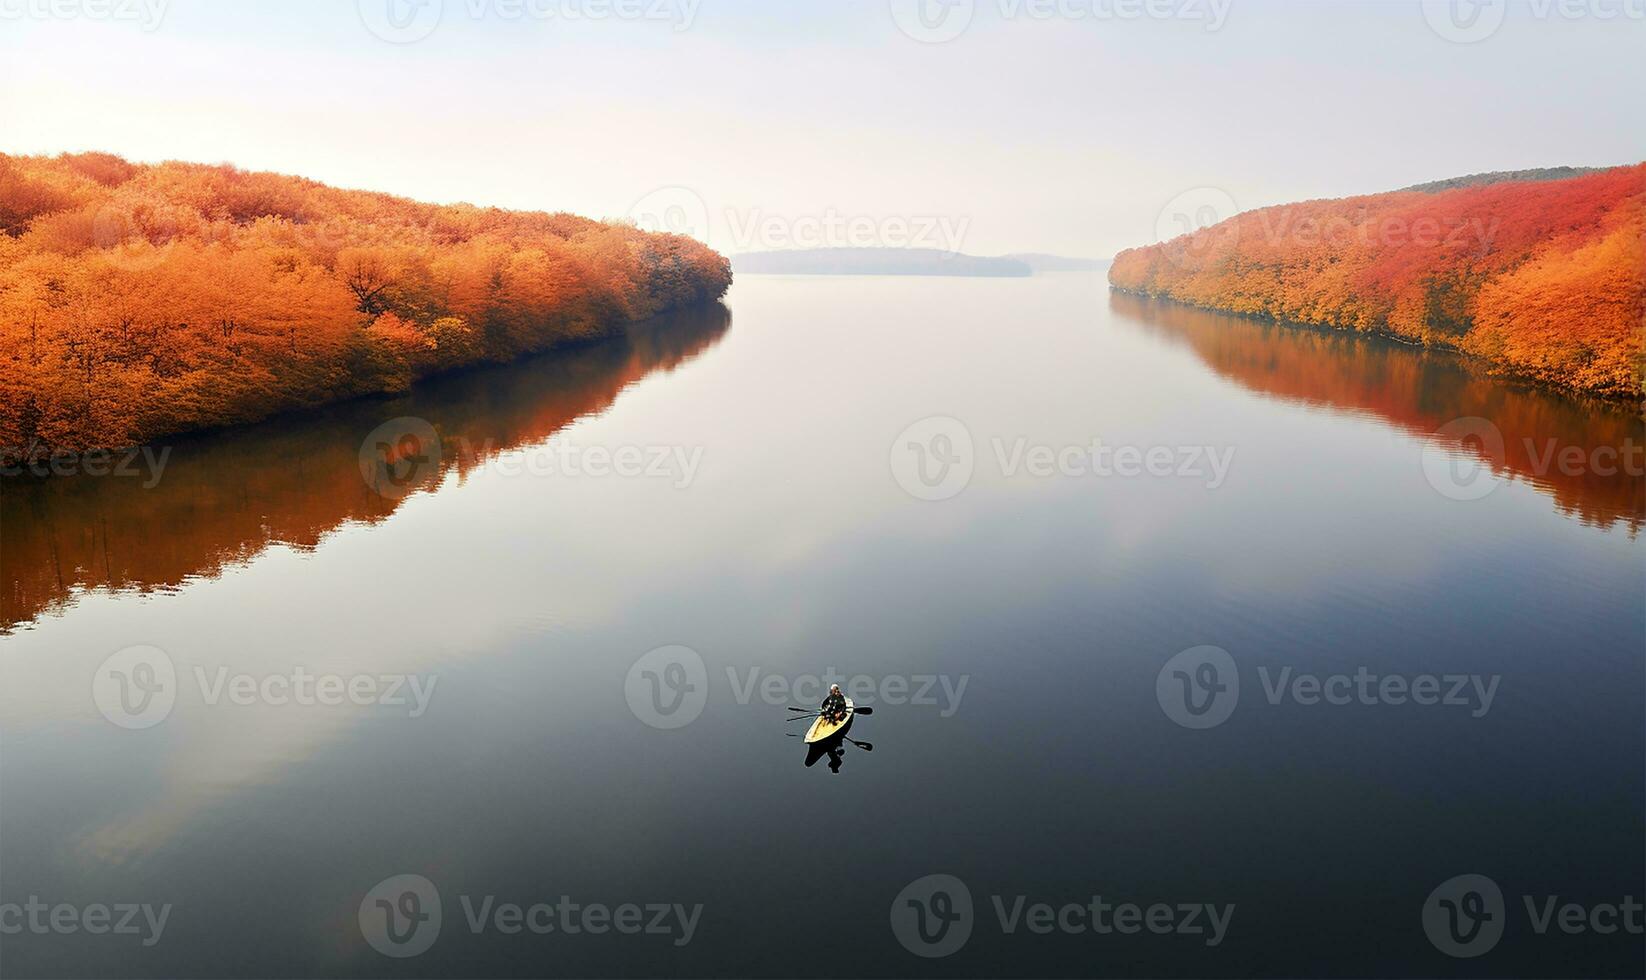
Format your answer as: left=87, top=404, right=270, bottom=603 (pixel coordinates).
left=0, top=298, right=732, bottom=479
left=1107, top=286, right=1645, bottom=410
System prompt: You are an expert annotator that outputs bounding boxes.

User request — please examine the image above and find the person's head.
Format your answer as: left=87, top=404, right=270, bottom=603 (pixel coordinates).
left=830, top=684, right=841, bottom=696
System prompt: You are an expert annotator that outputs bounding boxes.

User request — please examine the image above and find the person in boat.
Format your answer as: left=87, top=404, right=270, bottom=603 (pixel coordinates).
left=819, top=684, right=849, bottom=723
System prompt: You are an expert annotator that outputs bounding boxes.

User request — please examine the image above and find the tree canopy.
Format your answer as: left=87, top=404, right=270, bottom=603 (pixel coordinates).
left=1109, top=164, right=1645, bottom=397
left=0, top=151, right=732, bottom=455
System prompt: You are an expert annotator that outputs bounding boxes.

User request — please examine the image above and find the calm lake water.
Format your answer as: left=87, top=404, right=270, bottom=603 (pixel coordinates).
left=2, top=274, right=1642, bottom=977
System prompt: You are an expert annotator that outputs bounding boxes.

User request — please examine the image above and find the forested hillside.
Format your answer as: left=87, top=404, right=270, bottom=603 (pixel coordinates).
left=0, top=152, right=732, bottom=455
left=1109, top=164, right=1645, bottom=397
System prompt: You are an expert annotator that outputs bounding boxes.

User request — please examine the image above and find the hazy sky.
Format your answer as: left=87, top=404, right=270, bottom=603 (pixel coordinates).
left=2, top=0, right=1641, bottom=257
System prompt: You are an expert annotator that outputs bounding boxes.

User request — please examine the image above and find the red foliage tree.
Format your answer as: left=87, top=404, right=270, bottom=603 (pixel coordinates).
left=1109, top=165, right=1646, bottom=397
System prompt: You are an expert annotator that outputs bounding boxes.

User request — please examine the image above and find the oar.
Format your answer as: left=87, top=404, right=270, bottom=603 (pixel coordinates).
left=787, top=704, right=875, bottom=715
left=787, top=713, right=821, bottom=723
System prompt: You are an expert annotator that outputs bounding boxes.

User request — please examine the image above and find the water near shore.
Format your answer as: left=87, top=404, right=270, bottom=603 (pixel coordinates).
left=2, top=274, right=1641, bottom=977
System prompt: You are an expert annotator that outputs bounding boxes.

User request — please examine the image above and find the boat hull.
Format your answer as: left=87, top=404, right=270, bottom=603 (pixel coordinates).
left=804, top=698, right=854, bottom=743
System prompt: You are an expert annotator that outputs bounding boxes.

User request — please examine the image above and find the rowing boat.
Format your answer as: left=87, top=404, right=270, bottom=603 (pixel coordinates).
left=804, top=698, right=854, bottom=744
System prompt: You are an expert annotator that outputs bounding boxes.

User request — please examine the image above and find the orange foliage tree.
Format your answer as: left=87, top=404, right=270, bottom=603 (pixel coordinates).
left=1109, top=165, right=1646, bottom=398
left=0, top=152, right=732, bottom=455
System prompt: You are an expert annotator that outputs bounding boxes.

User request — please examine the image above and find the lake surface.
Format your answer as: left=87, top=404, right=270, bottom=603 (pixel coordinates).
left=2, top=275, right=1642, bottom=977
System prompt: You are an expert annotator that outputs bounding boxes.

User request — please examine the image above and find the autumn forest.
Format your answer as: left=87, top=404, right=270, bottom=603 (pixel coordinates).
left=0, top=152, right=732, bottom=457
left=1109, top=164, right=1646, bottom=398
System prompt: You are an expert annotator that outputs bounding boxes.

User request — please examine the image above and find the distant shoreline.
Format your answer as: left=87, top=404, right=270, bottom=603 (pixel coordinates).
left=729, top=248, right=1107, bottom=278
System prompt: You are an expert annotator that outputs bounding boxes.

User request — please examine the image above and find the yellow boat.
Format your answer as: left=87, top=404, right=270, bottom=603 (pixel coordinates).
left=804, top=698, right=854, bottom=744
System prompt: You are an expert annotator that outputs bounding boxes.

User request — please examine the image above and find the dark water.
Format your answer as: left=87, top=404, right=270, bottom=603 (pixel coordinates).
left=2, top=275, right=1642, bottom=977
